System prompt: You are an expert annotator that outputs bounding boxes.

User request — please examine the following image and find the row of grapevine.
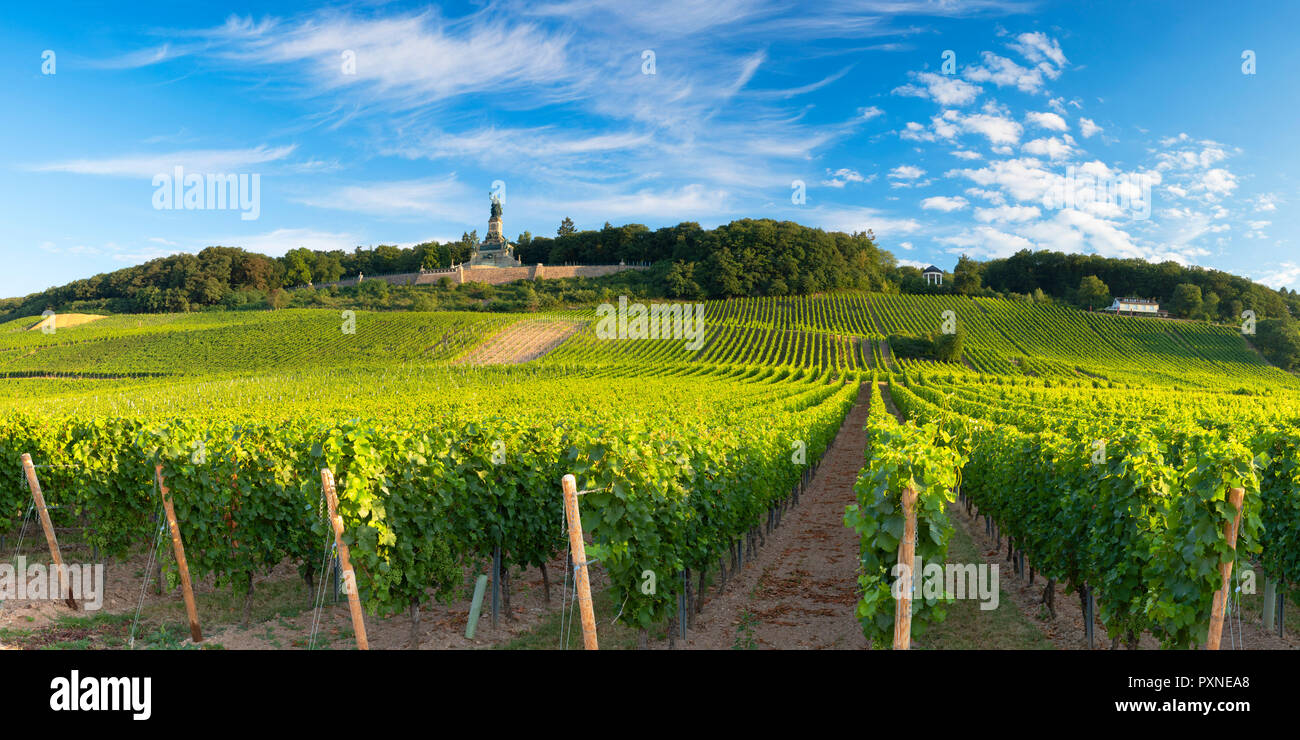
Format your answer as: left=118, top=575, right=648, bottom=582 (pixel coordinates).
left=0, top=310, right=517, bottom=376
left=1, top=370, right=859, bottom=634
left=888, top=375, right=1269, bottom=648
left=845, top=377, right=967, bottom=645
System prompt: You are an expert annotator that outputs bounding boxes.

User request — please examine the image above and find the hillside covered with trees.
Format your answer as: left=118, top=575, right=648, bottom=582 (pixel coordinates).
left=1, top=219, right=894, bottom=319
left=3, top=219, right=1298, bottom=372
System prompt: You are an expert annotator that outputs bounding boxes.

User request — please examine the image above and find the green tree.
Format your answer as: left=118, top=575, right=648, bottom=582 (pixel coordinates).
left=1170, top=283, right=1204, bottom=319
left=267, top=288, right=289, bottom=310
left=446, top=232, right=477, bottom=265
left=163, top=287, right=190, bottom=313
left=1077, top=275, right=1111, bottom=310
left=312, top=252, right=344, bottom=283
left=663, top=261, right=702, bottom=298
left=1255, top=315, right=1300, bottom=371
left=952, top=255, right=983, bottom=296
left=283, top=249, right=314, bottom=286
left=934, top=325, right=966, bottom=362
left=1202, top=291, right=1221, bottom=322
left=420, top=244, right=442, bottom=270
left=705, top=247, right=745, bottom=297
left=557, top=217, right=576, bottom=237
left=1226, top=299, right=1244, bottom=324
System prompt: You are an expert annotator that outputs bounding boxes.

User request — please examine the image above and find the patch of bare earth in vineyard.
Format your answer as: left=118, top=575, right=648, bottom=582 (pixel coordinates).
left=0, top=538, right=601, bottom=650
left=454, top=320, right=579, bottom=365
left=680, top=383, right=869, bottom=650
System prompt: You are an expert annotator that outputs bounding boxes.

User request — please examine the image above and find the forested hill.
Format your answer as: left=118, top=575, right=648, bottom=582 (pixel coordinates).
left=973, top=249, right=1300, bottom=323
left=0, top=219, right=894, bottom=319
left=4, top=218, right=1299, bottom=338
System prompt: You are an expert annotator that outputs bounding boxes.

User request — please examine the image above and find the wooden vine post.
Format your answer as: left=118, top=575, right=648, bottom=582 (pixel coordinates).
left=155, top=465, right=203, bottom=643
left=20, top=454, right=78, bottom=610
left=561, top=474, right=598, bottom=650
left=893, top=484, right=919, bottom=650
left=1206, top=486, right=1246, bottom=650
left=321, top=468, right=369, bottom=650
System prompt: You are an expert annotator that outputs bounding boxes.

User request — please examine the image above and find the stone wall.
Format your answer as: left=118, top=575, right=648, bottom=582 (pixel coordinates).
left=314, top=263, right=649, bottom=290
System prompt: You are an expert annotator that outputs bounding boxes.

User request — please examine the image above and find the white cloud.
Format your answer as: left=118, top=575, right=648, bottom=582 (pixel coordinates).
left=811, top=206, right=920, bottom=236
left=87, top=43, right=188, bottom=70
left=951, top=149, right=982, bottom=160
left=529, top=183, right=731, bottom=222
left=964, top=187, right=1006, bottom=205
left=859, top=106, right=884, bottom=120
left=1155, top=135, right=1230, bottom=172
left=896, top=258, right=932, bottom=269
left=1256, top=262, right=1300, bottom=290
left=1197, top=168, right=1237, bottom=196
left=939, top=225, right=1035, bottom=259
left=31, top=145, right=297, bottom=177
left=294, top=176, right=472, bottom=220
left=893, top=71, right=981, bottom=106
left=207, top=12, right=578, bottom=111
left=1079, top=117, right=1102, bottom=138
left=1009, top=31, right=1068, bottom=68
left=900, top=121, right=937, bottom=142
left=1026, top=111, right=1068, bottom=131
left=949, top=157, right=1055, bottom=202
left=960, top=111, right=1023, bottom=145
left=821, top=168, right=872, bottom=187
left=964, top=52, right=1056, bottom=94
left=390, top=126, right=651, bottom=164
left=907, top=107, right=1024, bottom=147
left=974, top=204, right=1040, bottom=222
left=921, top=195, right=969, bottom=212
left=1022, top=136, right=1075, bottom=160
left=888, top=165, right=926, bottom=180
left=223, top=228, right=359, bottom=258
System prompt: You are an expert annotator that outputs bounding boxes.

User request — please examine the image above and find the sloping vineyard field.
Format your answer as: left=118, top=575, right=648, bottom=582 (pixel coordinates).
left=2, top=290, right=1297, bottom=647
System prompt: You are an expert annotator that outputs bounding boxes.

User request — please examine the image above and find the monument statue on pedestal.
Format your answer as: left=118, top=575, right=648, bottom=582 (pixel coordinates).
left=469, top=193, right=519, bottom=267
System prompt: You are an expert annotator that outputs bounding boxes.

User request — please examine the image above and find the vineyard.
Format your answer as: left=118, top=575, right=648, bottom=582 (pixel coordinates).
left=1, top=291, right=1297, bottom=650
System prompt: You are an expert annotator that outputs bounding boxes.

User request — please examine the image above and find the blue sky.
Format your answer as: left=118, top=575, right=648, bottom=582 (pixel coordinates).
left=2, top=0, right=1298, bottom=298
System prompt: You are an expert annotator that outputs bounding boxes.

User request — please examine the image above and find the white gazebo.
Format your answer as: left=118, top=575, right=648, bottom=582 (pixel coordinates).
left=922, top=265, right=943, bottom=286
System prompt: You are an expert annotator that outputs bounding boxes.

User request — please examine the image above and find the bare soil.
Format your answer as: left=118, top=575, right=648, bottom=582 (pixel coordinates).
left=678, top=383, right=869, bottom=649
left=26, top=313, right=106, bottom=332
left=0, top=537, right=609, bottom=650
left=455, top=320, right=579, bottom=365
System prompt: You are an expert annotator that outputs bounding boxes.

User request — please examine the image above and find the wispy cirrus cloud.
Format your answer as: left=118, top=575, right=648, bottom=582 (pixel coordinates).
left=30, top=145, right=296, bottom=177
left=293, top=176, right=472, bottom=220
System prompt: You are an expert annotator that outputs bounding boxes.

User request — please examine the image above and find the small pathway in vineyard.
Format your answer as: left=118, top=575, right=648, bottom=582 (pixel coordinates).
left=681, top=382, right=870, bottom=649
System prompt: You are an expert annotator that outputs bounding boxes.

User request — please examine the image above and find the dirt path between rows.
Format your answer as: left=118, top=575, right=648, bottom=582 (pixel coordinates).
left=681, top=383, right=869, bottom=649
